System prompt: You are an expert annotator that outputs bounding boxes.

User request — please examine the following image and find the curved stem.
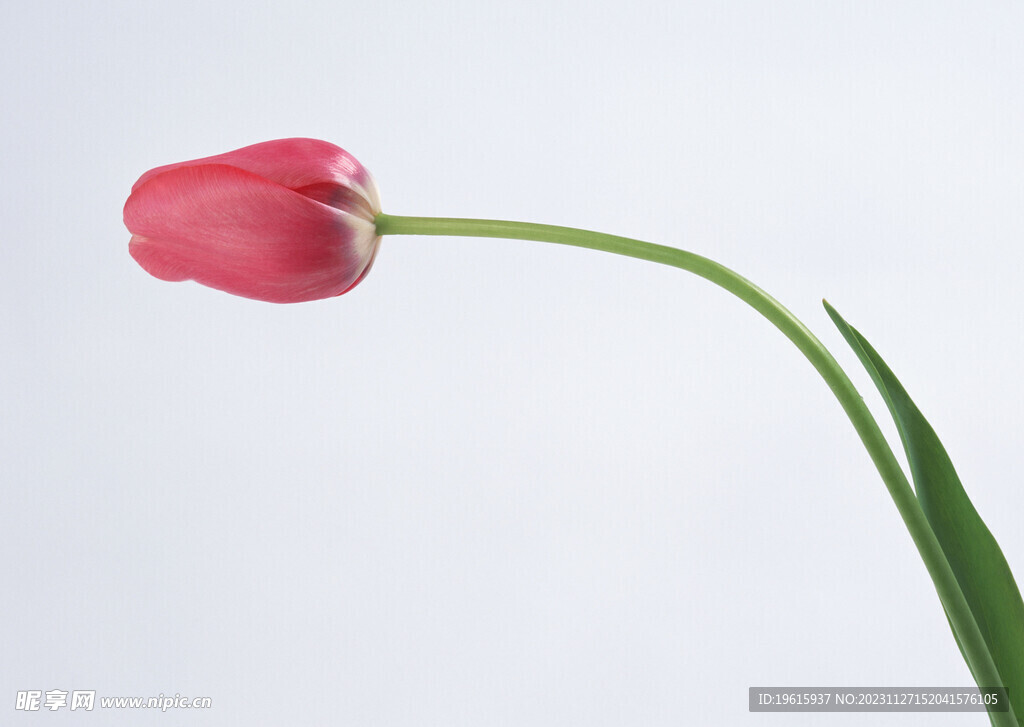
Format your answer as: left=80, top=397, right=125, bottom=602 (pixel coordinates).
left=374, top=212, right=1010, bottom=723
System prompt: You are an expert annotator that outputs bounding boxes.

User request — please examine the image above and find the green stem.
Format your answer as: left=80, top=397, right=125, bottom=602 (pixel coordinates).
left=374, top=212, right=1010, bottom=723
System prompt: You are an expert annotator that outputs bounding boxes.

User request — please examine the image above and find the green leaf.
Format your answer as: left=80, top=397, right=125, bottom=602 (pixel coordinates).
left=825, top=301, right=1024, bottom=723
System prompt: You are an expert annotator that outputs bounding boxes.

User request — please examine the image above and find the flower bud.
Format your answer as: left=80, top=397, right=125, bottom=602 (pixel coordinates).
left=125, top=138, right=381, bottom=303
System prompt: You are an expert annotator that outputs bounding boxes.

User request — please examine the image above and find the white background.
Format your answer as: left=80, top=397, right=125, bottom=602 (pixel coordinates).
left=2, top=1, right=1023, bottom=724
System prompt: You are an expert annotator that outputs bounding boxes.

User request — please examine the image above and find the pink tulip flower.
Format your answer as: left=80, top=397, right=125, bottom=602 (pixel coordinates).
left=125, top=138, right=382, bottom=303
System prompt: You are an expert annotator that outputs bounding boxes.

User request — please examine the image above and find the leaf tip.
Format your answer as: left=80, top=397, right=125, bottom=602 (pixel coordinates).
left=822, top=298, right=844, bottom=328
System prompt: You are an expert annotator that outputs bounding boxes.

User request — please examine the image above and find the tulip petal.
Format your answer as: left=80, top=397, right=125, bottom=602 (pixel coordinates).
left=125, top=164, right=379, bottom=303
left=131, top=138, right=381, bottom=215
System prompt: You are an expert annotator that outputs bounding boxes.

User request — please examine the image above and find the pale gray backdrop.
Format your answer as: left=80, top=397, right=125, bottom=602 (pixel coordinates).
left=2, top=1, right=1022, bottom=725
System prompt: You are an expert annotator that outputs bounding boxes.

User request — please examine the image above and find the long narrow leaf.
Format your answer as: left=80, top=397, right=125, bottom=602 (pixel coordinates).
left=825, top=301, right=1024, bottom=722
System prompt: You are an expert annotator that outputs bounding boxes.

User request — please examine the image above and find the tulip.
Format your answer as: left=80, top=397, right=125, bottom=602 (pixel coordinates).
left=125, top=138, right=381, bottom=303
left=124, top=138, right=1024, bottom=717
